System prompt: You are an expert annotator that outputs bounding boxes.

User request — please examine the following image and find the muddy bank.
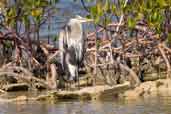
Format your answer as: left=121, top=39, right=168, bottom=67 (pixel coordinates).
left=0, top=79, right=171, bottom=103
left=123, top=79, right=171, bottom=100
left=0, top=81, right=130, bottom=103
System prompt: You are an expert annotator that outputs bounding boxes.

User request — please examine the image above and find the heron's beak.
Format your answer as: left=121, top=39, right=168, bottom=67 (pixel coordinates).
left=78, top=18, right=94, bottom=23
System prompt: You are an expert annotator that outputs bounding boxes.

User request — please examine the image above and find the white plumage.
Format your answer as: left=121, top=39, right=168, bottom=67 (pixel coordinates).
left=59, top=16, right=93, bottom=81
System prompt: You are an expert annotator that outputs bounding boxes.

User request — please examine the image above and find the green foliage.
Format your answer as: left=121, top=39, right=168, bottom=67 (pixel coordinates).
left=96, top=40, right=100, bottom=49
left=5, top=6, right=16, bottom=27
left=3, top=41, right=12, bottom=49
left=86, top=0, right=171, bottom=39
left=3, top=0, right=59, bottom=31
left=89, top=0, right=112, bottom=25
left=52, top=35, right=59, bottom=41
left=128, top=17, right=136, bottom=29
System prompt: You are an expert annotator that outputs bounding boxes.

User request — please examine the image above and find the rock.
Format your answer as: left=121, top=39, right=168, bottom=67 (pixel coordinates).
left=0, top=95, right=29, bottom=103
left=156, top=80, right=164, bottom=88
left=11, top=96, right=28, bottom=102
left=124, top=86, right=146, bottom=100
left=37, top=81, right=131, bottom=101
left=124, top=79, right=171, bottom=99
left=46, top=64, right=57, bottom=90
left=156, top=79, right=171, bottom=96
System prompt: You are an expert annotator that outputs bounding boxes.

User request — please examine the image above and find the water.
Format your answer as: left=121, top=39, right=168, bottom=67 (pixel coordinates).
left=0, top=95, right=171, bottom=114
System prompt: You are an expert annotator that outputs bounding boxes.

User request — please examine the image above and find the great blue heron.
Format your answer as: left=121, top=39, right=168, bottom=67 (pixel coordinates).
left=59, top=15, right=93, bottom=82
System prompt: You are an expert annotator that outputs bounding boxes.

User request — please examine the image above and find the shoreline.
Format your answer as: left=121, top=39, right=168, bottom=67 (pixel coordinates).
left=0, top=79, right=171, bottom=103
left=123, top=79, right=171, bottom=100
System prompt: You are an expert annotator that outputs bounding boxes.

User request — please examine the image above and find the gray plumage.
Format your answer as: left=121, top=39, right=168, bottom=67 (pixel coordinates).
left=59, top=16, right=92, bottom=81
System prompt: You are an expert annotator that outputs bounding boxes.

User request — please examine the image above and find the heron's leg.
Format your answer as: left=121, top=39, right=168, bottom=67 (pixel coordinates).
left=75, top=67, right=80, bottom=90
left=75, top=75, right=80, bottom=90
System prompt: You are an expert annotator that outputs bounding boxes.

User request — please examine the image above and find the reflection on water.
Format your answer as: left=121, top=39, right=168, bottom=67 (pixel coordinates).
left=0, top=95, right=171, bottom=114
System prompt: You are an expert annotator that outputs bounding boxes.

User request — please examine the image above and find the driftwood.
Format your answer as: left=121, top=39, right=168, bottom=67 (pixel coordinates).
left=117, top=61, right=140, bottom=86
left=34, top=81, right=130, bottom=100
left=0, top=96, right=31, bottom=103
left=158, top=45, right=171, bottom=78
left=46, top=64, right=58, bottom=89
left=1, top=66, right=33, bottom=76
left=0, top=89, right=6, bottom=93
left=0, top=71, right=49, bottom=88
left=2, top=83, right=29, bottom=92
left=0, top=81, right=130, bottom=102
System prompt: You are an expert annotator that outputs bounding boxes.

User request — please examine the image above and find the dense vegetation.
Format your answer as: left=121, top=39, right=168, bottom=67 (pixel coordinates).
left=82, top=0, right=171, bottom=85
left=0, top=0, right=171, bottom=92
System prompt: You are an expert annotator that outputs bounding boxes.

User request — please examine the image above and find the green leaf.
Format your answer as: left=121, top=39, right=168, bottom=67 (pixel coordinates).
left=4, top=41, right=12, bottom=48
left=136, top=13, right=143, bottom=20
left=96, top=40, right=100, bottom=49
left=22, top=15, right=29, bottom=28
left=97, top=3, right=103, bottom=16
left=31, top=8, right=43, bottom=17
left=95, top=16, right=100, bottom=24
left=105, top=17, right=111, bottom=25
left=90, top=6, right=97, bottom=17
left=104, top=0, right=110, bottom=12
left=86, top=15, right=91, bottom=19
left=111, top=4, right=116, bottom=13
left=35, top=0, right=41, bottom=6
left=52, top=0, right=59, bottom=4
left=53, top=35, right=59, bottom=41
left=146, top=0, right=153, bottom=9
left=152, top=12, right=158, bottom=22
left=128, top=17, right=136, bottom=29
left=157, top=0, right=167, bottom=8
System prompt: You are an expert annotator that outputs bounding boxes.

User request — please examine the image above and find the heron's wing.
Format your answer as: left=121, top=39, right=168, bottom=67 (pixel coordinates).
left=59, top=29, right=67, bottom=70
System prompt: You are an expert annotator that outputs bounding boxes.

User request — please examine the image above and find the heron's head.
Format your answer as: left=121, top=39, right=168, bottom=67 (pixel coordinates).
left=66, top=15, right=93, bottom=39
left=69, top=15, right=93, bottom=24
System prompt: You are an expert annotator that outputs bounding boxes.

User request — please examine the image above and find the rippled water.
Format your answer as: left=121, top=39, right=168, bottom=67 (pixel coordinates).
left=0, top=95, right=171, bottom=114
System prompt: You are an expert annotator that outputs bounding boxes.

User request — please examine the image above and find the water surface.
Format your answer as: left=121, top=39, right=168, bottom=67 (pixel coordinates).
left=0, top=95, right=171, bottom=114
